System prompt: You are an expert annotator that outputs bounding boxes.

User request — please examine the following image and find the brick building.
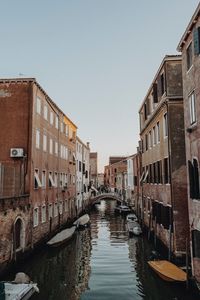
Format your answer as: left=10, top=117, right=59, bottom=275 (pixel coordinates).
left=177, top=2, right=200, bottom=283
left=89, top=152, right=98, bottom=188
left=0, top=78, right=77, bottom=272
left=139, top=56, right=189, bottom=258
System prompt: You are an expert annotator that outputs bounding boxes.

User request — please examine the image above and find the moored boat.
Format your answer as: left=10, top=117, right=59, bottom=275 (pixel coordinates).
left=0, top=273, right=39, bottom=300
left=114, top=205, right=131, bottom=214
left=47, top=225, right=76, bottom=247
left=127, top=221, right=142, bottom=236
left=73, top=214, right=90, bottom=228
left=148, top=260, right=187, bottom=282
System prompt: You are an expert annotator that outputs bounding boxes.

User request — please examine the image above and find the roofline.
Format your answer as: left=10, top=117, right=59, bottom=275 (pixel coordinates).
left=76, top=136, right=90, bottom=149
left=177, top=3, right=200, bottom=51
left=0, top=77, right=78, bottom=129
left=138, top=55, right=182, bottom=113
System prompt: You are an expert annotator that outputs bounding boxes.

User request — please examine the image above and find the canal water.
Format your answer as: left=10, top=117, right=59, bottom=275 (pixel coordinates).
left=5, top=200, right=200, bottom=299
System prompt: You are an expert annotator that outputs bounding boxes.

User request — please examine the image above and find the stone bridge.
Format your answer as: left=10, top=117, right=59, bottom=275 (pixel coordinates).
left=90, top=193, right=123, bottom=205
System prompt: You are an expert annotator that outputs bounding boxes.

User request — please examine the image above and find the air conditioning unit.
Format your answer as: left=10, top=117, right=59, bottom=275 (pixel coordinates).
left=10, top=148, right=24, bottom=158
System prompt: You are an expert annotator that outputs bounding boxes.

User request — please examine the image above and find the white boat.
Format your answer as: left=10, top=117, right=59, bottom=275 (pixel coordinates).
left=114, top=205, right=131, bottom=214
left=73, top=214, right=90, bottom=228
left=47, top=225, right=76, bottom=247
left=127, top=221, right=142, bottom=236
left=0, top=273, right=39, bottom=300
left=126, top=213, right=138, bottom=222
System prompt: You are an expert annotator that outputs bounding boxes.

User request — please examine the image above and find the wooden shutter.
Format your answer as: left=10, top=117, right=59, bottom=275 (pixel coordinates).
left=153, top=83, right=158, bottom=103
left=188, top=160, right=195, bottom=198
left=193, top=27, right=200, bottom=55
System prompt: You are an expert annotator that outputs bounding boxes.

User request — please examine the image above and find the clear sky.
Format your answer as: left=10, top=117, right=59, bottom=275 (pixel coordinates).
left=1, top=0, right=199, bottom=172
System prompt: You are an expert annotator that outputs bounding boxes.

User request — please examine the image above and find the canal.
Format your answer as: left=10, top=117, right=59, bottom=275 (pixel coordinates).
left=5, top=200, right=200, bottom=299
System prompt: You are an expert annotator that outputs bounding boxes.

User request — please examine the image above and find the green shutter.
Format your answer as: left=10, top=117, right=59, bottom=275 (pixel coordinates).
left=193, top=27, right=200, bottom=55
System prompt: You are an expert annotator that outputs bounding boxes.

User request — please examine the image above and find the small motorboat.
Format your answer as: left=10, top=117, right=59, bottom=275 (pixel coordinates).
left=0, top=272, right=39, bottom=300
left=114, top=205, right=131, bottom=214
left=127, top=221, right=142, bottom=236
left=126, top=213, right=138, bottom=222
left=148, top=260, right=187, bottom=282
left=47, top=225, right=76, bottom=247
left=73, top=214, right=90, bottom=229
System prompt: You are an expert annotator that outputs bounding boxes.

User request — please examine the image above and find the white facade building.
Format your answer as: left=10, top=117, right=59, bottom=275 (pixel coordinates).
left=76, top=138, right=90, bottom=214
left=126, top=156, right=135, bottom=204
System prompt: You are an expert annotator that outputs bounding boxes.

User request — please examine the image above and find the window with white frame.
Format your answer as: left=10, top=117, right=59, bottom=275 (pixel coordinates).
left=49, top=171, right=55, bottom=188
left=55, top=141, right=58, bottom=156
left=49, top=138, right=53, bottom=154
left=163, top=113, right=168, bottom=137
left=60, top=145, right=63, bottom=159
left=54, top=172, right=58, bottom=187
left=64, top=174, right=68, bottom=186
left=55, top=116, right=58, bottom=129
left=41, top=205, right=46, bottom=223
left=64, top=200, right=68, bottom=212
left=189, top=92, right=197, bottom=125
left=50, top=111, right=54, bottom=125
left=65, top=124, right=68, bottom=136
left=187, top=42, right=193, bottom=71
left=42, top=170, right=46, bottom=188
left=59, top=201, right=63, bottom=215
left=43, top=134, right=47, bottom=152
left=54, top=202, right=58, bottom=217
left=43, top=105, right=48, bottom=120
left=157, top=122, right=160, bottom=143
left=59, top=173, right=63, bottom=187
left=34, top=169, right=42, bottom=189
left=36, top=129, right=40, bottom=149
left=36, top=97, right=41, bottom=114
left=48, top=204, right=53, bottom=219
left=153, top=126, right=156, bottom=145
left=65, top=147, right=68, bottom=160
left=60, top=122, right=63, bottom=133
left=33, top=207, right=39, bottom=227
left=149, top=130, right=152, bottom=148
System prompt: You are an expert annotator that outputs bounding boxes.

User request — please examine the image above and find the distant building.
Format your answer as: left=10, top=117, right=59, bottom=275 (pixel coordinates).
left=89, top=152, right=98, bottom=188
left=0, top=78, right=77, bottom=273
left=177, top=2, right=200, bottom=283
left=139, top=56, right=189, bottom=258
left=97, top=173, right=104, bottom=187
left=76, top=138, right=90, bottom=214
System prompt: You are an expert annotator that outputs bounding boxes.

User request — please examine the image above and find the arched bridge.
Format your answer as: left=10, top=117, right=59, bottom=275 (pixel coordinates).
left=90, top=193, right=123, bottom=205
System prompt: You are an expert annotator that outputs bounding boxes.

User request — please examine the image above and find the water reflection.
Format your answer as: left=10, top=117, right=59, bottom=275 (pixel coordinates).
left=4, top=199, right=200, bottom=300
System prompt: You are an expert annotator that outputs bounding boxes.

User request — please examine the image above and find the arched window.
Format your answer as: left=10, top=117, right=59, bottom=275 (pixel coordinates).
left=14, top=217, right=25, bottom=251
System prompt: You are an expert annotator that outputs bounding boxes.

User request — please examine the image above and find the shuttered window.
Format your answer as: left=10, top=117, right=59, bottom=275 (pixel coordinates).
left=187, top=42, right=193, bottom=70
left=188, top=159, right=200, bottom=200
left=193, top=27, right=200, bottom=55
left=192, top=230, right=200, bottom=258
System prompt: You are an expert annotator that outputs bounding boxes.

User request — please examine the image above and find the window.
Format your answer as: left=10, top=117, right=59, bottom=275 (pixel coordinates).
left=160, top=73, right=165, bottom=96
left=163, top=113, right=168, bottom=137
left=187, top=42, right=193, bottom=70
left=33, top=207, right=39, bottom=227
left=79, top=161, right=82, bottom=172
left=153, top=83, right=158, bottom=103
left=49, top=204, right=53, bottom=219
left=50, top=111, right=54, bottom=125
left=64, top=200, right=68, bottom=212
left=34, top=169, right=42, bottom=189
left=42, top=205, right=46, bottom=223
left=60, top=122, right=63, bottom=133
left=189, top=92, right=197, bottom=125
left=153, top=126, right=156, bottom=145
left=164, top=158, right=169, bottom=184
left=36, top=129, right=40, bottom=149
left=145, top=134, right=148, bottom=151
left=65, top=147, right=68, bottom=160
left=42, top=170, right=46, bottom=188
left=54, top=172, right=58, bottom=187
left=59, top=201, right=63, bottom=215
left=188, top=158, right=200, bottom=199
left=43, top=134, right=47, bottom=152
left=149, top=131, right=152, bottom=149
left=193, top=27, right=200, bottom=55
left=65, top=124, right=68, bottom=136
left=55, top=116, right=58, bottom=129
left=54, top=202, right=58, bottom=217
left=49, top=138, right=53, bottom=154
left=55, top=141, right=58, bottom=156
left=36, top=97, right=41, bottom=114
left=43, top=105, right=48, bottom=120
left=157, top=122, right=160, bottom=143
left=60, top=173, right=63, bottom=187
left=49, top=171, right=55, bottom=188
left=192, top=230, right=200, bottom=258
